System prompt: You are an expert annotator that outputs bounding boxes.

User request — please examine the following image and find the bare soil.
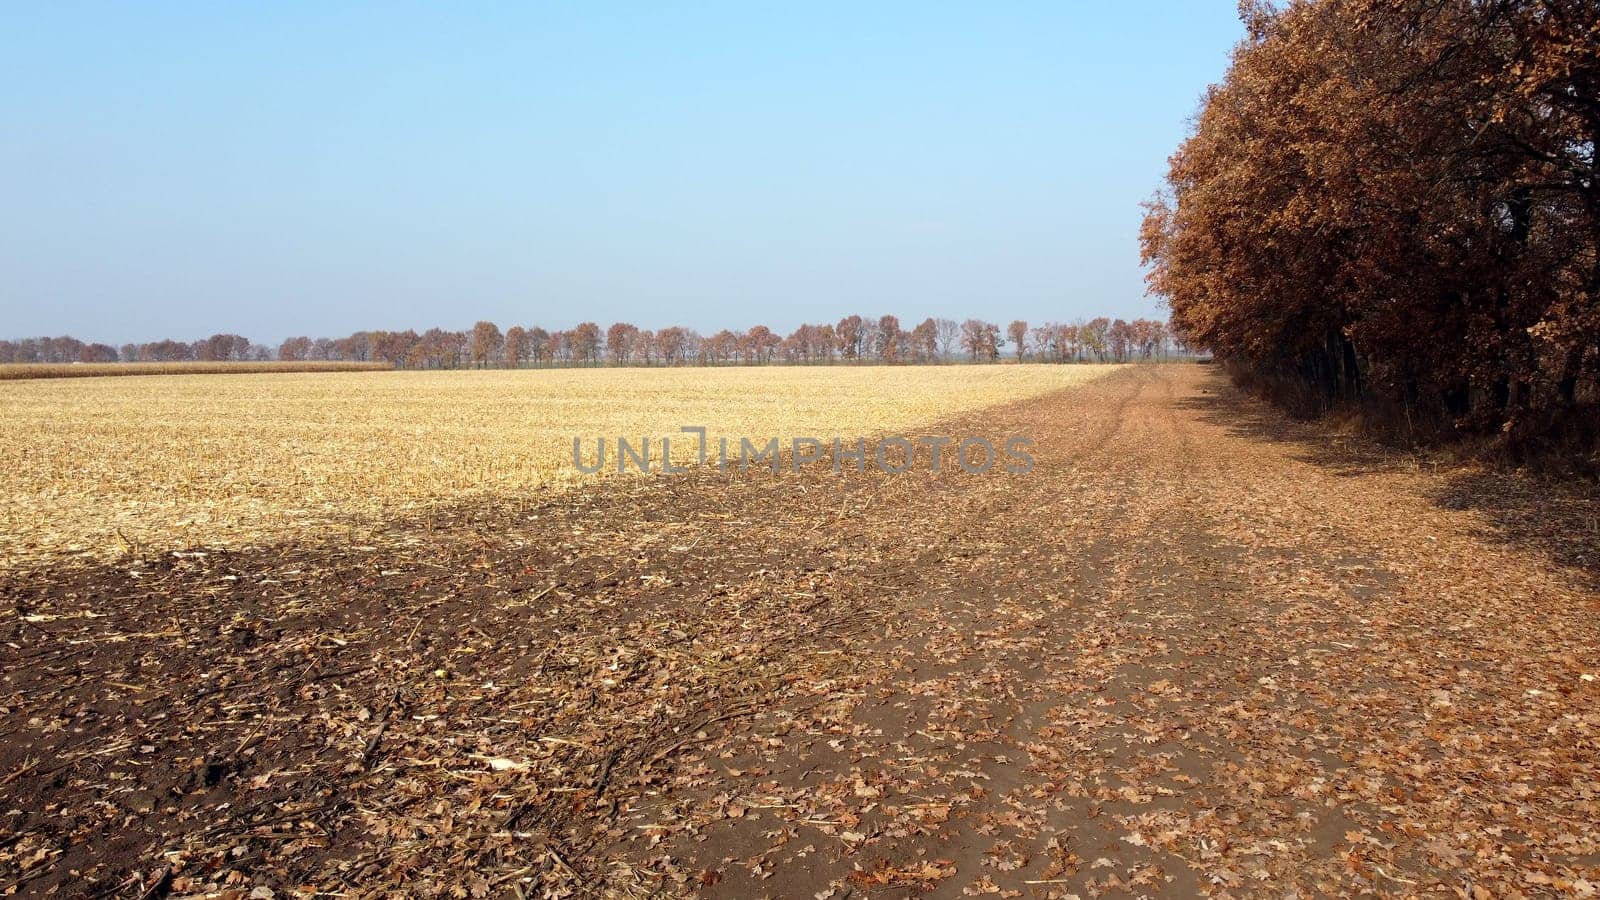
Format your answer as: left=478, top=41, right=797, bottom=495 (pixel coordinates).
left=3, top=363, right=1597, bottom=898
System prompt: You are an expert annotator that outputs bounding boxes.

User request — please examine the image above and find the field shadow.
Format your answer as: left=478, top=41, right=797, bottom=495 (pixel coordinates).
left=1177, top=362, right=1600, bottom=591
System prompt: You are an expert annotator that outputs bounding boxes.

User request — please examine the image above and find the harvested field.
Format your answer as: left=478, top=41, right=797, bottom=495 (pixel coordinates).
left=2, top=363, right=1597, bottom=898
left=0, top=364, right=1119, bottom=568
left=0, top=361, right=391, bottom=380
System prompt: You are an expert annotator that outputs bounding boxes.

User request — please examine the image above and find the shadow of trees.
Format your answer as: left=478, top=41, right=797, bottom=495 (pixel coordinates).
left=1175, top=362, right=1600, bottom=590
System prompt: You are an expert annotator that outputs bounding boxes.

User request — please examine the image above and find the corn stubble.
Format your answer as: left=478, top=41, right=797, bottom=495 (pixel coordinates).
left=0, top=361, right=390, bottom=380
left=0, top=365, right=1117, bottom=567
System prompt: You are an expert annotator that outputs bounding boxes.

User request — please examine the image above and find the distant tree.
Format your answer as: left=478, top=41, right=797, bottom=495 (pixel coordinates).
left=504, top=326, right=530, bottom=368
left=149, top=339, right=193, bottom=362
left=1007, top=320, right=1029, bottom=361
left=405, top=342, right=428, bottom=369
left=683, top=329, right=705, bottom=364
left=781, top=325, right=807, bottom=363
left=960, top=319, right=1001, bottom=361
left=418, top=328, right=452, bottom=368
left=80, top=343, right=118, bottom=363
left=654, top=326, right=689, bottom=365
left=526, top=327, right=550, bottom=366
left=836, top=315, right=865, bottom=361
left=747, top=325, right=780, bottom=364
left=1031, top=323, right=1078, bottom=363
left=332, top=332, right=369, bottom=361
left=935, top=319, right=960, bottom=360
left=7, top=312, right=1175, bottom=373
left=702, top=329, right=735, bottom=364
left=606, top=322, right=639, bottom=364
left=193, top=334, right=249, bottom=362
left=858, top=318, right=880, bottom=361
left=1143, top=320, right=1169, bottom=358
left=907, top=318, right=937, bottom=362
left=1107, top=319, right=1134, bottom=361
left=1080, top=317, right=1110, bottom=362
left=815, top=323, right=838, bottom=362
left=570, top=322, right=602, bottom=364
left=278, top=336, right=312, bottom=362
left=876, top=315, right=902, bottom=362
left=371, top=330, right=418, bottom=368
left=470, top=321, right=503, bottom=368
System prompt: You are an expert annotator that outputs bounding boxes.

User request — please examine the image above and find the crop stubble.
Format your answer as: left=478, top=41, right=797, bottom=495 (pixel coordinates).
left=0, top=365, right=1119, bottom=568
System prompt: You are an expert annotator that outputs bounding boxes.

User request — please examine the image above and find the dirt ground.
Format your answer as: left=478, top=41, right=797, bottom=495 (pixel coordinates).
left=3, top=363, right=1598, bottom=898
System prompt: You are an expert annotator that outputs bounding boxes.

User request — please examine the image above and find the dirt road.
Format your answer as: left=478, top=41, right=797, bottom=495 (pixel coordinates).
left=3, top=363, right=1597, bottom=897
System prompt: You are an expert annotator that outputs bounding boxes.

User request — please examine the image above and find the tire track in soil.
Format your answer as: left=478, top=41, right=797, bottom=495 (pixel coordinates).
left=620, top=366, right=1260, bottom=898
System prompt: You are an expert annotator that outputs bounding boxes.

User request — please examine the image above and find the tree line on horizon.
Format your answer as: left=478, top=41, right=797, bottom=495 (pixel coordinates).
left=2, top=316, right=1186, bottom=368
left=1142, top=0, right=1597, bottom=453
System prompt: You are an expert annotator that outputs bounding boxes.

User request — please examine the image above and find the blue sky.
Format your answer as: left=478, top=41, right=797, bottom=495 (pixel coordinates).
left=1, top=3, right=1243, bottom=343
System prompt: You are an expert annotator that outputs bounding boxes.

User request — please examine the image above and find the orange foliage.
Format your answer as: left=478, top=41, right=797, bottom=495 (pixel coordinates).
left=1143, top=0, right=1599, bottom=453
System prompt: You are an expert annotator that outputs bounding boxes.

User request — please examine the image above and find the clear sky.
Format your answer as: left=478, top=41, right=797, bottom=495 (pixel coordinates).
left=1, top=3, right=1243, bottom=344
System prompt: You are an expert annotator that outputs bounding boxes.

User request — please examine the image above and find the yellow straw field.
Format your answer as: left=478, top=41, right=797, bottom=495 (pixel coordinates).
left=0, top=360, right=391, bottom=380
left=0, top=364, right=1118, bottom=567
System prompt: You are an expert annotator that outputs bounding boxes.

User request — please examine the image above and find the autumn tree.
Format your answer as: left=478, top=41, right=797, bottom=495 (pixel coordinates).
left=960, top=319, right=1001, bottom=361
left=910, top=318, right=939, bottom=362
left=194, top=334, right=250, bottom=362
left=1143, top=0, right=1600, bottom=448
left=278, top=336, right=312, bottom=362
left=858, top=319, right=880, bottom=361
left=784, top=324, right=827, bottom=363
left=704, top=329, right=737, bottom=364
left=1031, top=323, right=1076, bottom=362
left=1108, top=319, right=1132, bottom=362
left=370, top=330, right=419, bottom=367
left=1007, top=321, right=1028, bottom=361
left=745, top=325, right=779, bottom=364
left=656, top=326, right=691, bottom=365
left=469, top=321, right=503, bottom=368
left=504, top=326, right=530, bottom=368
left=568, top=322, right=602, bottom=365
left=606, top=322, right=639, bottom=364
left=876, top=315, right=902, bottom=363
left=416, top=328, right=450, bottom=368
left=835, top=316, right=866, bottom=361
left=11, top=311, right=1173, bottom=374
left=525, top=327, right=549, bottom=366
left=80, top=343, right=117, bottom=363
left=147, top=340, right=193, bottom=361
left=815, top=323, right=837, bottom=362
left=1079, top=318, right=1109, bottom=362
